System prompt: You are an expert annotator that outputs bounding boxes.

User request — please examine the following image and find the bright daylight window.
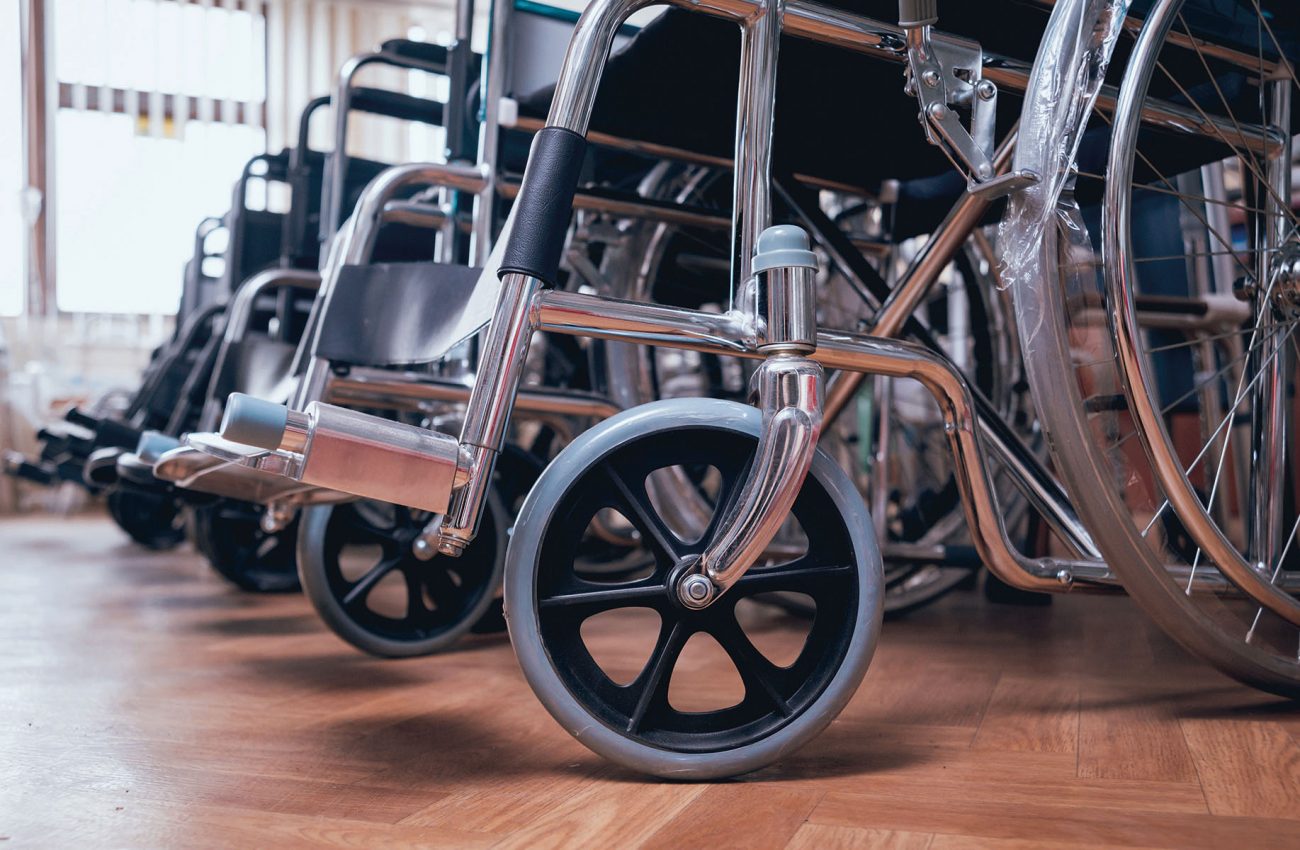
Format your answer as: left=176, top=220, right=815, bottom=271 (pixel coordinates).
left=51, top=0, right=268, bottom=315
left=0, top=0, right=23, bottom=317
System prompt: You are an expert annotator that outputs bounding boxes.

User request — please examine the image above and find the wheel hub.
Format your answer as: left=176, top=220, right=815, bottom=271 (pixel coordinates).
left=678, top=573, right=716, bottom=608
left=1271, top=251, right=1300, bottom=316
left=670, top=557, right=717, bottom=609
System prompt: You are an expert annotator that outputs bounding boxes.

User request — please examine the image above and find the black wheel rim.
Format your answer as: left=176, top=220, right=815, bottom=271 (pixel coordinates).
left=534, top=428, right=859, bottom=753
left=108, top=490, right=186, bottom=549
left=320, top=500, right=498, bottom=644
left=198, top=501, right=299, bottom=591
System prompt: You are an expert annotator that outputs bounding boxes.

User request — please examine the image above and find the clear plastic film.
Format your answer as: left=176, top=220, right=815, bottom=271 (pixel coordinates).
left=996, top=0, right=1132, bottom=343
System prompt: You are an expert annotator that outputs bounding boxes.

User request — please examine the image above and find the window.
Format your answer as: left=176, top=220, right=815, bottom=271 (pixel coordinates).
left=0, top=0, right=23, bottom=317
left=53, top=111, right=264, bottom=314
left=51, top=0, right=268, bottom=314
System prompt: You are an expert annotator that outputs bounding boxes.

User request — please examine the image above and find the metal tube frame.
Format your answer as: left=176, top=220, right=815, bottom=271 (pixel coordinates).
left=729, top=0, right=781, bottom=306
left=323, top=45, right=464, bottom=240
left=532, top=289, right=1076, bottom=591
left=211, top=0, right=1293, bottom=593
left=199, top=268, right=323, bottom=431
left=424, top=0, right=1107, bottom=588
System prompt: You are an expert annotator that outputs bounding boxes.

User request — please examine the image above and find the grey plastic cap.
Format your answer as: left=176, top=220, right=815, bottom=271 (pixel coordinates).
left=135, top=430, right=182, bottom=463
left=898, top=0, right=938, bottom=27
left=751, top=224, right=817, bottom=273
left=220, top=393, right=289, bottom=450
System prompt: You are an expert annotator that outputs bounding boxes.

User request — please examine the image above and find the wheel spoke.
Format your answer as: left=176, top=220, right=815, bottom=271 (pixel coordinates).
left=539, top=581, right=670, bottom=618
left=604, top=464, right=684, bottom=562
left=341, top=556, right=402, bottom=609
left=403, top=567, right=434, bottom=624
left=1109, top=319, right=1293, bottom=454
left=625, top=618, right=691, bottom=733
left=423, top=566, right=465, bottom=616
left=730, top=561, right=855, bottom=597
left=346, top=506, right=402, bottom=547
left=709, top=612, right=792, bottom=717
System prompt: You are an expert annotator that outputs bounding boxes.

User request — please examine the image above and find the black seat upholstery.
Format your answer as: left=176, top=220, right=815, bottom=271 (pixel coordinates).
left=315, top=262, right=484, bottom=367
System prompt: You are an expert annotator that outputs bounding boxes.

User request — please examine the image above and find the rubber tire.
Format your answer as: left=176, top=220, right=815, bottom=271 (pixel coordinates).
left=297, top=493, right=509, bottom=658
left=505, top=398, right=884, bottom=780
left=106, top=489, right=187, bottom=551
left=1012, top=0, right=1300, bottom=698
left=190, top=501, right=301, bottom=593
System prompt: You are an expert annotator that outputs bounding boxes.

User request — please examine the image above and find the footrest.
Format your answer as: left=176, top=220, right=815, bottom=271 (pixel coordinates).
left=117, top=452, right=164, bottom=488
left=154, top=436, right=351, bottom=506
left=3, top=451, right=55, bottom=485
left=85, top=447, right=126, bottom=487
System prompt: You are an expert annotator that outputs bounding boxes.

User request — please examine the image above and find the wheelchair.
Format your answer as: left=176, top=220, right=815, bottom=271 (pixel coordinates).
left=179, top=0, right=1300, bottom=781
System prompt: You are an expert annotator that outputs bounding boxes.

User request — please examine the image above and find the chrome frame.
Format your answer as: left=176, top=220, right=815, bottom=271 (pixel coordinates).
left=197, top=268, right=322, bottom=432
left=194, top=0, right=1300, bottom=601
left=323, top=44, right=465, bottom=240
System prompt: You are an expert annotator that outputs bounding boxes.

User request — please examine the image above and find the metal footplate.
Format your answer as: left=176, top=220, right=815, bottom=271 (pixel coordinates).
left=154, top=435, right=352, bottom=506
left=189, top=393, right=471, bottom=513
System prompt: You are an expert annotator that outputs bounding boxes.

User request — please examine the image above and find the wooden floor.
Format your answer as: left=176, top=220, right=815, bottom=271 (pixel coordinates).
left=4, top=515, right=1300, bottom=848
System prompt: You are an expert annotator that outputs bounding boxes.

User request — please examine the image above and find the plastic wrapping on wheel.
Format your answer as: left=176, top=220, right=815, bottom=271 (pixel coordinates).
left=997, top=0, right=1131, bottom=346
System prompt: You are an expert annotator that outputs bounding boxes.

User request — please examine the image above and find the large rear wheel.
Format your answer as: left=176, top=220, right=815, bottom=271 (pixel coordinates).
left=1013, top=0, right=1300, bottom=694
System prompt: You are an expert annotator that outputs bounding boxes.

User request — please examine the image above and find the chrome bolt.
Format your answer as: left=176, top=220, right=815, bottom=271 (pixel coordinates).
left=679, top=574, right=715, bottom=609
left=976, top=79, right=997, bottom=101
left=260, top=505, right=294, bottom=534
left=921, top=69, right=941, bottom=88
left=928, top=102, right=947, bottom=119
left=436, top=535, right=467, bottom=557
left=413, top=536, right=437, bottom=561
left=1056, top=569, right=1073, bottom=586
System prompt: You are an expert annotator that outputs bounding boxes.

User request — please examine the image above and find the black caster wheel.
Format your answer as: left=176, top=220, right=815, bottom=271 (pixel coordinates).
left=296, top=491, right=508, bottom=658
left=505, top=399, right=883, bottom=780
left=190, top=500, right=301, bottom=593
left=106, top=489, right=187, bottom=550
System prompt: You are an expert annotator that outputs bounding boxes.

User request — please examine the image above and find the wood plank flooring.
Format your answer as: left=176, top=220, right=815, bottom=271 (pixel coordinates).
left=3, top=514, right=1300, bottom=848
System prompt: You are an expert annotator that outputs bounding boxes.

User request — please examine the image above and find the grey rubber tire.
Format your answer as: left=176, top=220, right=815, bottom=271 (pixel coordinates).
left=297, top=494, right=508, bottom=659
left=505, top=398, right=884, bottom=780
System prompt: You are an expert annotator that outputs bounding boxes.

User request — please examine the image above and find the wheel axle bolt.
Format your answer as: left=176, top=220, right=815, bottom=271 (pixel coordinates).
left=413, top=536, right=437, bottom=561
left=680, top=575, right=715, bottom=608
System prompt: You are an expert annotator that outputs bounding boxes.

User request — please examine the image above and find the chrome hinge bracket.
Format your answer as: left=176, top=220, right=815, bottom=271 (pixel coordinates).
left=902, top=22, right=1038, bottom=199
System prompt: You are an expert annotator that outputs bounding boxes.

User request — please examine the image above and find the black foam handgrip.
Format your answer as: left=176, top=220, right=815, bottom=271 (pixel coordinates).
left=499, top=127, right=587, bottom=286
left=65, top=408, right=99, bottom=429
left=381, top=39, right=450, bottom=69
left=350, top=87, right=445, bottom=126
left=95, top=418, right=143, bottom=450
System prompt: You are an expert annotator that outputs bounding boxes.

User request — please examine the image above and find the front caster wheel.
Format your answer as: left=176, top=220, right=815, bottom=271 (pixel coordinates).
left=297, top=493, right=507, bottom=658
left=505, top=399, right=883, bottom=780
left=190, top=500, right=301, bottom=593
left=106, top=488, right=187, bottom=550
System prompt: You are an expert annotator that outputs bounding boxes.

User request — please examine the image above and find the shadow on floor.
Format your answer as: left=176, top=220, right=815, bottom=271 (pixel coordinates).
left=191, top=613, right=322, bottom=638
left=238, top=651, right=431, bottom=692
